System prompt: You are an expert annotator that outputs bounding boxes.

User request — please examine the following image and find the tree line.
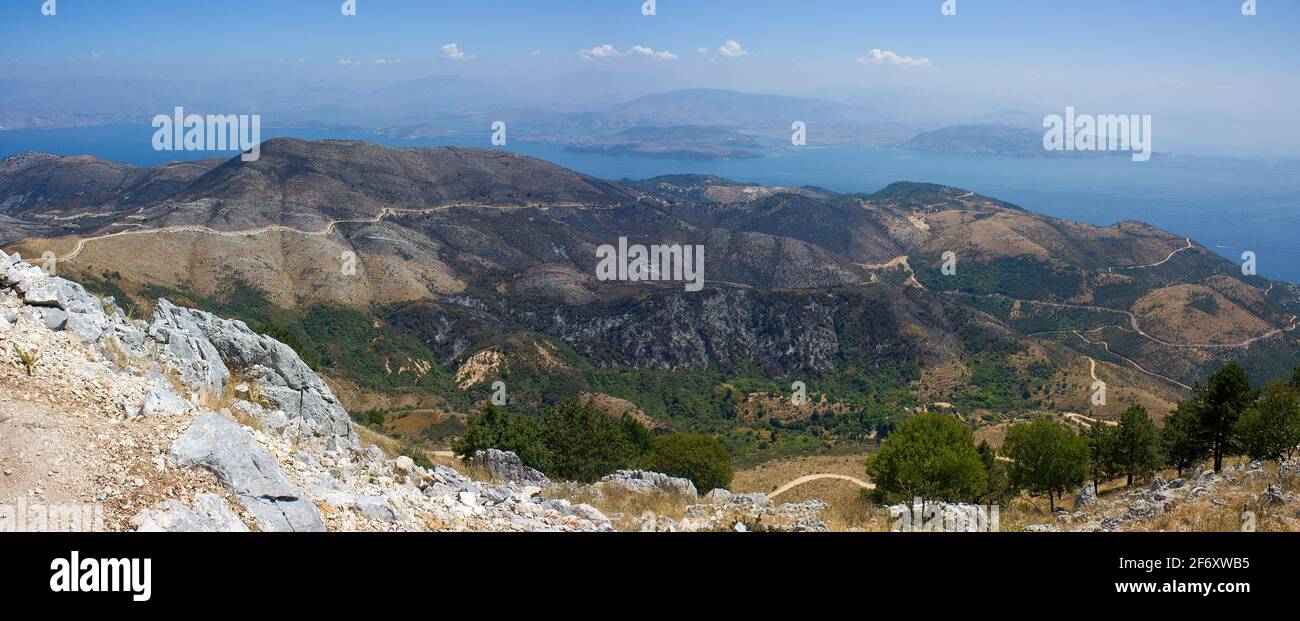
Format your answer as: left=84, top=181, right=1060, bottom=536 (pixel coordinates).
left=867, top=364, right=1300, bottom=511
left=452, top=401, right=735, bottom=491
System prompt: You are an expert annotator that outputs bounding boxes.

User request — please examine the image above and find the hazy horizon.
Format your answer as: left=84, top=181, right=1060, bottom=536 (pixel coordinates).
left=2, top=0, right=1299, bottom=157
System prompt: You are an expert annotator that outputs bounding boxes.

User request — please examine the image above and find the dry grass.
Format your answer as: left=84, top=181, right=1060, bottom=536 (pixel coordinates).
left=100, top=336, right=130, bottom=369
left=551, top=483, right=694, bottom=531
left=732, top=453, right=883, bottom=531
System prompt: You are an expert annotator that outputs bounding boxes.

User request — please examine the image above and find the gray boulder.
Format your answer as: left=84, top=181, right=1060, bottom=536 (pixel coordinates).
left=169, top=412, right=324, bottom=532
left=470, top=449, right=550, bottom=485
left=37, top=307, right=68, bottom=330
left=138, top=386, right=195, bottom=417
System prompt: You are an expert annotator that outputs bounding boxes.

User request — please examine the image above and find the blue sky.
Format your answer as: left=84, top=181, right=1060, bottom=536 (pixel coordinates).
left=4, top=0, right=1296, bottom=83
left=2, top=0, right=1299, bottom=155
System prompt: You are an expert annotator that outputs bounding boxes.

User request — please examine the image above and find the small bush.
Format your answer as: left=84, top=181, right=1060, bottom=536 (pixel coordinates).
left=15, top=347, right=40, bottom=376
left=359, top=409, right=386, bottom=427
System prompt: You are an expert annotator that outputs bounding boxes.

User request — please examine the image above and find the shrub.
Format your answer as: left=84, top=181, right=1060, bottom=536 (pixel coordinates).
left=452, top=401, right=654, bottom=483
left=361, top=409, right=386, bottom=427
left=15, top=346, right=39, bottom=376
left=642, top=433, right=734, bottom=492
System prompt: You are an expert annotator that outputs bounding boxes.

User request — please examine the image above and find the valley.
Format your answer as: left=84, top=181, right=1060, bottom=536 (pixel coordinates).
left=2, top=138, right=1298, bottom=469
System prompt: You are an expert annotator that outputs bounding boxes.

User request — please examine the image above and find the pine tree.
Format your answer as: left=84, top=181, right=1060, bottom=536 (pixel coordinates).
left=1196, top=364, right=1254, bottom=473
left=1085, top=422, right=1119, bottom=490
left=1003, top=418, right=1090, bottom=512
left=1115, top=405, right=1161, bottom=487
left=1161, top=402, right=1205, bottom=477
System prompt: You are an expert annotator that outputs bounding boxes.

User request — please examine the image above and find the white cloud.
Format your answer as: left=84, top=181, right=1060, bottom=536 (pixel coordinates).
left=697, top=47, right=709, bottom=54
left=579, top=44, right=677, bottom=61
left=578, top=44, right=621, bottom=60
left=629, top=45, right=678, bottom=60
left=718, top=40, right=748, bottom=58
left=440, top=42, right=468, bottom=61
left=90, top=52, right=102, bottom=60
left=335, top=58, right=395, bottom=66
left=857, top=48, right=931, bottom=67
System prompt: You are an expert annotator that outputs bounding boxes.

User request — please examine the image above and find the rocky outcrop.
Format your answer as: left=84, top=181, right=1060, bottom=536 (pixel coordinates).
left=150, top=299, right=353, bottom=440
left=601, top=469, right=698, bottom=497
left=1, top=249, right=624, bottom=532
left=2, top=251, right=140, bottom=350
left=470, top=449, right=550, bottom=485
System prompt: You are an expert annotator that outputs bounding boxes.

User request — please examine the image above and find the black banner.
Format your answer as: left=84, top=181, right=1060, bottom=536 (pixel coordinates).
left=0, top=533, right=1287, bottom=609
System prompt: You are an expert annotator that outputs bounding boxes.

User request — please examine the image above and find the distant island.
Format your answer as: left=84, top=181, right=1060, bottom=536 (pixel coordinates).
left=899, top=123, right=1156, bottom=158
left=563, top=125, right=765, bottom=160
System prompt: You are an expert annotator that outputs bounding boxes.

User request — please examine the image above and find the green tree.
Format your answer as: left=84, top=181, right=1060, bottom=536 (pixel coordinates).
left=452, top=404, right=552, bottom=473
left=1195, top=364, right=1254, bottom=472
left=1003, top=418, right=1089, bottom=512
left=1161, top=403, right=1205, bottom=477
left=865, top=413, right=987, bottom=507
left=1290, top=366, right=1300, bottom=390
left=1114, top=405, right=1161, bottom=487
left=539, top=401, right=647, bottom=483
left=977, top=439, right=1016, bottom=505
left=642, top=433, right=734, bottom=492
left=1236, top=381, right=1300, bottom=480
left=1085, top=422, right=1120, bottom=490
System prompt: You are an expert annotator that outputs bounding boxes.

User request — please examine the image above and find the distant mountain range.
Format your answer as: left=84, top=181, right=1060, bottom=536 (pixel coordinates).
left=2, top=139, right=1294, bottom=462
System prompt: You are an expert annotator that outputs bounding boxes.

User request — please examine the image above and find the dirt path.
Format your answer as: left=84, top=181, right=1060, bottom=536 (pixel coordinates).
left=1061, top=411, right=1118, bottom=428
left=1073, top=329, right=1194, bottom=391
left=768, top=474, right=873, bottom=499
left=950, top=291, right=1296, bottom=350
left=54, top=205, right=472, bottom=262
left=1106, top=238, right=1192, bottom=272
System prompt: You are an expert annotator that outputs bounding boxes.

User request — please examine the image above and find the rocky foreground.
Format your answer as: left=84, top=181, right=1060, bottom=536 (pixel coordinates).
left=0, top=249, right=827, bottom=532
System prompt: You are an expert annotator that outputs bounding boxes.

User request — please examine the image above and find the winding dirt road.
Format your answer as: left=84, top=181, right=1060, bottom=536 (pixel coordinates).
left=768, top=473, right=874, bottom=499
left=952, top=291, right=1296, bottom=350
left=1073, top=330, right=1194, bottom=391
left=54, top=205, right=469, bottom=262
left=1106, top=238, right=1192, bottom=272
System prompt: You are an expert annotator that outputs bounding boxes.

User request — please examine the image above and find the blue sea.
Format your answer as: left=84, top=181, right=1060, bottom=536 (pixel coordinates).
left=2, top=124, right=1297, bottom=283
